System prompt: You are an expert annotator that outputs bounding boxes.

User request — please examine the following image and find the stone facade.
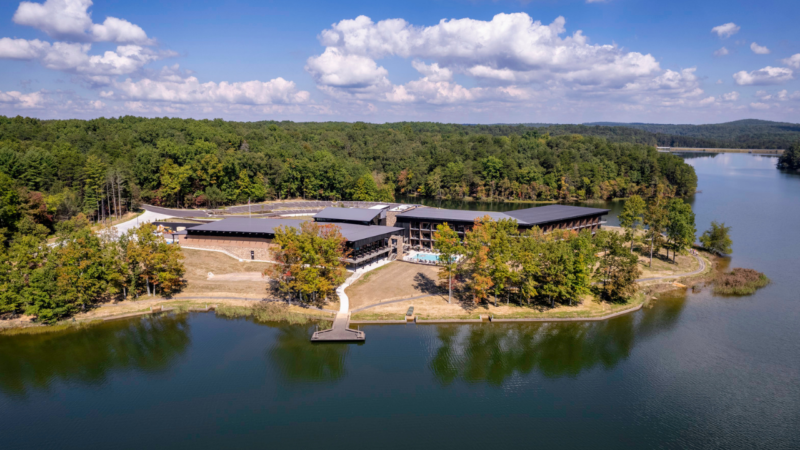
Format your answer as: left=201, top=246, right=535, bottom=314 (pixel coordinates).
left=179, top=235, right=279, bottom=261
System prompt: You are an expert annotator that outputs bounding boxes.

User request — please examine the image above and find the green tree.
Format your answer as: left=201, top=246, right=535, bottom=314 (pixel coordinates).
left=461, top=217, right=494, bottom=304
left=82, top=155, right=107, bottom=220
left=0, top=172, right=22, bottom=244
left=665, top=198, right=696, bottom=262
left=777, top=142, right=800, bottom=171
left=352, top=174, right=379, bottom=201
left=204, top=186, right=226, bottom=209
left=432, top=223, right=462, bottom=304
left=644, top=187, right=669, bottom=267
left=619, top=195, right=646, bottom=253
left=596, top=230, right=641, bottom=302
left=487, top=218, right=518, bottom=307
left=700, top=221, right=733, bottom=255
left=159, top=160, right=192, bottom=207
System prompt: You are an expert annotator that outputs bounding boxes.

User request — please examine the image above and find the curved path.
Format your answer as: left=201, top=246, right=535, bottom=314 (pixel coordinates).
left=142, top=204, right=209, bottom=218
left=353, top=254, right=708, bottom=314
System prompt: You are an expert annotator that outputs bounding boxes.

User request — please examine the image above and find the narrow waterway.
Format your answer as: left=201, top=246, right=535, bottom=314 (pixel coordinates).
left=1, top=153, right=798, bottom=449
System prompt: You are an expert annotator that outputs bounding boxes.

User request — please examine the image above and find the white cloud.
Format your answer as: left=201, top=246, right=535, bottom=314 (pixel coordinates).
left=733, top=66, right=794, bottom=85
left=13, top=0, right=152, bottom=44
left=411, top=61, right=453, bottom=82
left=781, top=53, right=800, bottom=69
left=711, top=23, right=740, bottom=38
left=750, top=42, right=770, bottom=55
left=110, top=73, right=310, bottom=105
left=308, top=13, right=699, bottom=107
left=757, top=90, right=790, bottom=101
left=305, top=47, right=389, bottom=89
left=722, top=91, right=739, bottom=101
left=714, top=47, right=729, bottom=56
left=0, top=89, right=46, bottom=108
left=716, top=79, right=723, bottom=84
left=699, top=96, right=715, bottom=106
left=749, top=102, right=770, bottom=110
left=0, top=38, right=172, bottom=77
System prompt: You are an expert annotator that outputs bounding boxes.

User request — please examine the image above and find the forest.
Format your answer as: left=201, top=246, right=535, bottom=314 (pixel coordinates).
left=0, top=115, right=696, bottom=233
left=579, top=119, right=800, bottom=149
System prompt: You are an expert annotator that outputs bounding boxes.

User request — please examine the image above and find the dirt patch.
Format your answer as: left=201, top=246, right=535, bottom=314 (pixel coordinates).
left=345, top=262, right=446, bottom=310
left=179, top=248, right=274, bottom=297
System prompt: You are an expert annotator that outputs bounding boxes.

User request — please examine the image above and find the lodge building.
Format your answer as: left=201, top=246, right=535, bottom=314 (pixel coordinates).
left=173, top=204, right=607, bottom=269
left=392, top=205, right=609, bottom=250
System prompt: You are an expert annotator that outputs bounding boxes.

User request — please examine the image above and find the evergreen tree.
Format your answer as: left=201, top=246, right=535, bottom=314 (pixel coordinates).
left=82, top=155, right=107, bottom=220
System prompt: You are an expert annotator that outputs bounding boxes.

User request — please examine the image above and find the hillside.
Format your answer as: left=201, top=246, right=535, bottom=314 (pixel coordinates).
left=581, top=119, right=800, bottom=149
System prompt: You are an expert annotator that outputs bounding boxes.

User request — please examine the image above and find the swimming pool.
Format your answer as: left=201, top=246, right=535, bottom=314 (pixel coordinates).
left=415, top=253, right=440, bottom=262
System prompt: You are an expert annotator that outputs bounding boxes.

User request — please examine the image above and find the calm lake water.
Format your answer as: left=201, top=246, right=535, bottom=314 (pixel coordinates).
left=2, top=153, right=799, bottom=449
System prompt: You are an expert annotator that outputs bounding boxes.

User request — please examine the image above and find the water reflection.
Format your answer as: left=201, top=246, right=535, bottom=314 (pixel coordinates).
left=430, top=296, right=686, bottom=385
left=0, top=314, right=190, bottom=397
left=268, top=325, right=350, bottom=383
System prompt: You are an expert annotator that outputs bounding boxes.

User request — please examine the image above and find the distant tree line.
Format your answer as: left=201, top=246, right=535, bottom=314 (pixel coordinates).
left=0, top=116, right=697, bottom=232
left=573, top=119, right=800, bottom=149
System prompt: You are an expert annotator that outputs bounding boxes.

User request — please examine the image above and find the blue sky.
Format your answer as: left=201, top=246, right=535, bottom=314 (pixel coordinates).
left=1, top=0, right=799, bottom=123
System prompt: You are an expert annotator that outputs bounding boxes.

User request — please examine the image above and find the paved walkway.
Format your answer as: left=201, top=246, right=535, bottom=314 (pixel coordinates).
left=142, top=204, right=209, bottom=218
left=311, top=259, right=394, bottom=342
left=113, top=209, right=175, bottom=236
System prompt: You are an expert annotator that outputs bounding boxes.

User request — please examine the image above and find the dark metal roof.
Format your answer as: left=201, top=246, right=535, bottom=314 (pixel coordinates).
left=395, top=207, right=510, bottom=223
left=505, top=205, right=610, bottom=225
left=333, top=223, right=402, bottom=242
left=314, top=207, right=382, bottom=222
left=397, top=205, right=608, bottom=226
left=187, top=218, right=306, bottom=235
left=186, top=217, right=400, bottom=242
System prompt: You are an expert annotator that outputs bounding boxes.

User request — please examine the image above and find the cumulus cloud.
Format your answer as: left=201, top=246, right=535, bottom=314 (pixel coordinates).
left=411, top=61, right=453, bottom=82
left=13, top=0, right=152, bottom=44
left=750, top=42, right=770, bottom=55
left=749, top=102, right=769, bottom=110
left=108, top=72, right=310, bottom=105
left=714, top=47, right=729, bottom=56
left=0, top=89, right=46, bottom=108
left=733, top=66, right=793, bottom=85
left=0, top=1, right=310, bottom=112
left=307, top=13, right=700, bottom=107
left=711, top=23, right=740, bottom=38
left=782, top=53, right=800, bottom=69
left=0, top=38, right=172, bottom=78
left=306, top=47, right=390, bottom=89
left=722, top=91, right=739, bottom=101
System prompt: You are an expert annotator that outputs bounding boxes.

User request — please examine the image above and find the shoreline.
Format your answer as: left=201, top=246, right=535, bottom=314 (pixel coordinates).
left=1, top=252, right=712, bottom=335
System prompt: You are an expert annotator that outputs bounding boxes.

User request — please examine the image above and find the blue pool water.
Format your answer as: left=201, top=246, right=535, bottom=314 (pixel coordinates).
left=415, top=253, right=439, bottom=262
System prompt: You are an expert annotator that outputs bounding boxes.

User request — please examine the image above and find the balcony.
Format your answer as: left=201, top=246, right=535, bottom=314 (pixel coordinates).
left=343, top=246, right=392, bottom=264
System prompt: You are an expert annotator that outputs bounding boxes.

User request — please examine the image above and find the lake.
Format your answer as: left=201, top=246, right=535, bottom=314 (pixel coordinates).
left=1, top=153, right=799, bottom=449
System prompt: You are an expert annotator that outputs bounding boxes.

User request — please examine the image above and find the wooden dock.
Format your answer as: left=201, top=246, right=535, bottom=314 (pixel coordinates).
left=310, top=312, right=365, bottom=342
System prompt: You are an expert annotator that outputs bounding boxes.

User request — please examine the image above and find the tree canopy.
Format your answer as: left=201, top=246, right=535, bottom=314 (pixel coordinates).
left=0, top=116, right=697, bottom=230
